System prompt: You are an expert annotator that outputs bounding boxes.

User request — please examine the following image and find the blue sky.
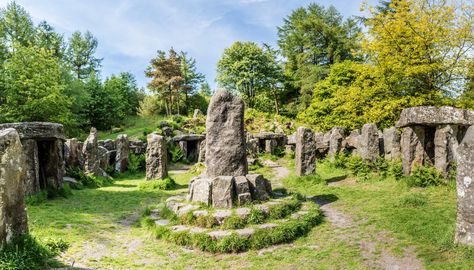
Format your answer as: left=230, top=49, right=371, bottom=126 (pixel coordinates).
left=0, top=0, right=377, bottom=90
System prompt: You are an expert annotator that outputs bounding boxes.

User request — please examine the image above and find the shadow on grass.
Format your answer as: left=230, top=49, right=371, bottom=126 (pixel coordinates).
left=310, top=193, right=339, bottom=206
left=325, top=175, right=348, bottom=184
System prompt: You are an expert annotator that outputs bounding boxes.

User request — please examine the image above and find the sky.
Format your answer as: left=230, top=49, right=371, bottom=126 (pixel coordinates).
left=0, top=0, right=377, bottom=90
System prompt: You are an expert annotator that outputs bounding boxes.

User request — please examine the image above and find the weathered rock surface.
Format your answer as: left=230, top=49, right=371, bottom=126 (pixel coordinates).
left=129, top=140, right=147, bottom=155
left=400, top=126, right=426, bottom=175
left=235, top=176, right=252, bottom=205
left=22, top=139, right=39, bottom=195
left=383, top=127, right=401, bottom=160
left=82, top=128, right=108, bottom=177
left=65, top=138, right=83, bottom=168
left=246, top=174, right=271, bottom=201
left=98, top=139, right=115, bottom=151
left=188, top=176, right=212, bottom=205
left=97, top=146, right=110, bottom=170
left=0, top=122, right=65, bottom=140
left=295, top=127, right=316, bottom=176
left=328, top=127, right=345, bottom=161
left=211, top=176, right=235, bottom=208
left=314, top=132, right=329, bottom=157
left=265, top=139, right=278, bottom=155
left=115, top=135, right=129, bottom=173
left=396, top=106, right=474, bottom=128
left=435, top=125, right=459, bottom=177
left=0, top=129, right=28, bottom=245
left=359, top=124, right=380, bottom=162
left=146, top=133, right=168, bottom=180
left=455, top=125, right=474, bottom=246
left=206, top=90, right=248, bottom=177
left=198, top=139, right=206, bottom=163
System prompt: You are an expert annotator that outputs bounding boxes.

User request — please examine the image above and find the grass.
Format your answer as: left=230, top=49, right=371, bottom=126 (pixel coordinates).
left=25, top=157, right=474, bottom=269
left=95, top=115, right=166, bottom=140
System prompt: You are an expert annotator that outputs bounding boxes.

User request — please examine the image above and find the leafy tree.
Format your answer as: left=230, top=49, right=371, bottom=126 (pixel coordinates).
left=0, top=1, right=34, bottom=52
left=200, top=82, right=212, bottom=96
left=216, top=41, right=283, bottom=111
left=67, top=31, right=102, bottom=80
left=104, top=72, right=143, bottom=116
left=277, top=3, right=361, bottom=108
left=0, top=45, right=71, bottom=124
left=145, top=48, right=183, bottom=116
left=179, top=51, right=205, bottom=112
left=362, top=0, right=474, bottom=96
left=34, top=21, right=65, bottom=59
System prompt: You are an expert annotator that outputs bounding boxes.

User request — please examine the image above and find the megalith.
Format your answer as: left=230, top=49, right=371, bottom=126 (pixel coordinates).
left=434, top=125, right=458, bottom=177
left=0, top=129, right=28, bottom=245
left=65, top=138, right=83, bottom=168
left=115, top=134, right=129, bottom=173
left=295, top=127, right=316, bottom=176
left=359, top=124, right=380, bottom=162
left=205, top=90, right=248, bottom=177
left=400, top=126, right=426, bottom=175
left=455, top=125, right=474, bottom=246
left=82, top=128, right=108, bottom=177
left=383, top=127, right=401, bottom=160
left=146, top=133, right=168, bottom=180
left=328, top=127, right=345, bottom=161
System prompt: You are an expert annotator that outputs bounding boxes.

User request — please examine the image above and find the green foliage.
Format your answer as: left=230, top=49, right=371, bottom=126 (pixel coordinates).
left=346, top=156, right=371, bottom=180
left=195, top=215, right=218, bottom=229
left=67, top=30, right=102, bottom=80
left=0, top=235, right=63, bottom=270
left=138, top=178, right=176, bottom=191
left=168, top=144, right=185, bottom=163
left=188, top=162, right=206, bottom=175
left=398, top=193, right=428, bottom=208
left=247, top=207, right=266, bottom=225
left=248, top=159, right=263, bottom=171
left=66, top=167, right=113, bottom=189
left=406, top=166, right=445, bottom=187
left=25, top=191, right=48, bottom=206
left=222, top=215, right=246, bottom=230
left=128, top=153, right=146, bottom=174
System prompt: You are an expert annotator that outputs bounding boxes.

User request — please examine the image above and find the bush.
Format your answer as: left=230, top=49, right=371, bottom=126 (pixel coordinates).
left=189, top=162, right=206, bottom=175
left=168, top=144, right=184, bottom=163
left=406, top=166, right=445, bottom=187
left=346, top=155, right=371, bottom=180
left=25, top=191, right=48, bottom=206
left=65, top=166, right=113, bottom=188
left=0, top=235, right=64, bottom=270
left=398, top=193, right=428, bottom=207
left=331, top=152, right=349, bottom=168
left=222, top=215, right=246, bottom=230
left=247, top=208, right=266, bottom=224
left=128, top=153, right=146, bottom=173
left=388, top=159, right=404, bottom=180
left=138, top=178, right=176, bottom=191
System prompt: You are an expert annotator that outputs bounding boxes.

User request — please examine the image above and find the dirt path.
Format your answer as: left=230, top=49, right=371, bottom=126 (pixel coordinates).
left=312, top=196, right=425, bottom=270
left=263, top=159, right=290, bottom=188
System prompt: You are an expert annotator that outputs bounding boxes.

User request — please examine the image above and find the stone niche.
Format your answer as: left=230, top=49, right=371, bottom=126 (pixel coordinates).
left=0, top=122, right=66, bottom=196
left=396, top=106, right=474, bottom=176
left=170, top=134, right=205, bottom=163
left=252, top=132, right=287, bottom=155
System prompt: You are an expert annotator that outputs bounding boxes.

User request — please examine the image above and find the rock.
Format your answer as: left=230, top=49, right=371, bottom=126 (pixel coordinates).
left=98, top=139, right=116, bottom=151
left=435, top=125, right=459, bottom=178
left=206, top=90, right=248, bottom=177
left=171, top=225, right=189, bottom=232
left=212, top=210, right=232, bottom=224
left=207, top=230, right=232, bottom=240
left=161, top=126, right=173, bottom=137
left=234, top=176, right=251, bottom=196
left=314, top=132, right=329, bottom=157
left=238, top=192, right=252, bottom=205
left=246, top=174, right=270, bottom=201
left=193, top=210, right=209, bottom=217
left=193, top=109, right=203, bottom=118
left=97, top=146, right=110, bottom=170
left=82, top=128, right=108, bottom=177
left=171, top=134, right=205, bottom=142
left=0, top=122, right=65, bottom=140
left=146, top=133, right=168, bottom=180
left=159, top=121, right=169, bottom=128
left=358, top=124, right=380, bottom=162
left=400, top=126, right=426, bottom=175
left=198, top=139, right=206, bottom=163
left=178, top=141, right=188, bottom=159
left=254, top=132, right=286, bottom=140
left=343, top=129, right=361, bottom=153
left=115, top=134, right=129, bottom=173
left=177, top=204, right=200, bottom=217
left=295, top=127, right=317, bottom=176
left=246, top=138, right=259, bottom=158
left=155, top=219, right=170, bottom=226
left=258, top=223, right=278, bottom=230
left=211, top=176, right=235, bottom=208
left=236, top=207, right=251, bottom=219
left=455, top=125, right=474, bottom=246
left=256, top=204, right=270, bottom=215
left=285, top=145, right=295, bottom=156
left=21, top=139, right=39, bottom=195
left=0, top=128, right=28, bottom=245
left=265, top=139, right=278, bottom=155
left=383, top=127, right=401, bottom=160
left=188, top=177, right=212, bottom=205
left=287, top=133, right=296, bottom=145
left=328, top=127, right=345, bottom=161
left=235, top=228, right=254, bottom=238
left=129, top=140, right=146, bottom=155
left=64, top=138, right=83, bottom=168
left=396, top=106, right=474, bottom=128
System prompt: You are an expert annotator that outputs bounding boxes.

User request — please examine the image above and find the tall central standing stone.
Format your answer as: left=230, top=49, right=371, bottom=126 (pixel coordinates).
left=206, top=90, right=248, bottom=177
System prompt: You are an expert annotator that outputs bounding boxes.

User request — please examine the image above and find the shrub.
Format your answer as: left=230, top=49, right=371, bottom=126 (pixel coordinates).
left=128, top=153, right=146, bottom=173
left=388, top=159, right=404, bottom=180
left=331, top=152, right=349, bottom=168
left=247, top=208, right=266, bottom=224
left=195, top=215, right=218, bottom=228
left=189, top=162, right=206, bottom=175
left=65, top=166, right=113, bottom=188
left=406, top=166, right=445, bottom=187
left=168, top=144, right=184, bottom=163
left=138, top=177, right=176, bottom=191
left=398, top=193, right=428, bottom=207
left=25, top=191, right=48, bottom=206
left=222, top=215, right=246, bottom=230
left=43, top=238, right=69, bottom=255
left=0, top=235, right=61, bottom=270
left=346, top=155, right=371, bottom=180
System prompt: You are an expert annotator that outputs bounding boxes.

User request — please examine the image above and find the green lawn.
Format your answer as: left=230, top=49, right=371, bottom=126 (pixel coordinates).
left=27, top=160, right=474, bottom=269
left=93, top=115, right=166, bottom=141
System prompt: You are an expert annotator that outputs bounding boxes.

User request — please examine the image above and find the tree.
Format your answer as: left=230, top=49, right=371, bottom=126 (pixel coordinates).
left=145, top=48, right=183, bottom=116
left=277, top=3, right=361, bottom=108
left=0, top=45, right=71, bottom=124
left=362, top=0, right=474, bottom=96
left=0, top=1, right=35, bottom=52
left=67, top=31, right=102, bottom=80
left=104, top=72, right=143, bottom=116
left=179, top=51, right=205, bottom=113
left=34, top=21, right=65, bottom=59
left=216, top=41, right=283, bottom=111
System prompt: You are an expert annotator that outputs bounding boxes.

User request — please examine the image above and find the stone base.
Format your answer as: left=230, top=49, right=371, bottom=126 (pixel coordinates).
left=187, top=174, right=272, bottom=208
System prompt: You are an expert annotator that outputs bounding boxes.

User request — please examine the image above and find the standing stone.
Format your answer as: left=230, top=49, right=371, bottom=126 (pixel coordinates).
left=455, top=125, right=474, bottom=246
left=359, top=124, right=380, bottom=162
left=0, top=129, right=28, bottom=245
left=383, top=127, right=401, bottom=160
left=178, top=141, right=188, bottom=159
left=198, top=139, right=206, bottom=163
left=98, top=146, right=110, bottom=170
left=343, top=129, right=361, bottom=155
left=328, top=127, right=345, bottom=161
left=246, top=174, right=271, bottom=201
left=246, top=138, right=258, bottom=158
left=314, top=132, right=329, bottom=157
left=82, top=128, right=108, bottom=177
left=265, top=139, right=277, bottom=155
left=211, top=176, right=235, bottom=208
left=193, top=109, right=203, bottom=119
left=65, top=138, right=83, bottom=168
left=206, top=90, right=248, bottom=177
left=22, top=139, right=39, bottom=196
left=400, top=126, right=426, bottom=175
left=146, top=133, right=168, bottom=180
left=435, top=125, right=459, bottom=178
left=115, top=134, right=129, bottom=173
left=295, top=127, right=316, bottom=176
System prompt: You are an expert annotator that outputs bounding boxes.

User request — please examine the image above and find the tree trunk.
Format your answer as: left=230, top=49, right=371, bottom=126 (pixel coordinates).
left=272, top=87, right=279, bottom=115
